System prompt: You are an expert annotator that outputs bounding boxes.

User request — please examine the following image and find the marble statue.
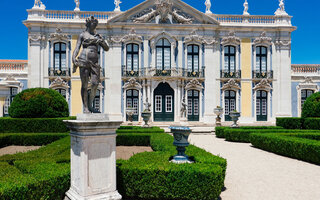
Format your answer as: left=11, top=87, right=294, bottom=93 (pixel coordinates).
left=144, top=98, right=151, bottom=112
left=279, top=0, right=285, bottom=11
left=205, top=0, right=212, bottom=14
left=180, top=97, right=187, bottom=117
left=243, top=0, right=249, bottom=16
left=74, top=0, right=80, bottom=11
left=114, top=0, right=122, bottom=12
left=33, top=0, right=45, bottom=9
left=72, top=16, right=110, bottom=113
left=275, top=0, right=287, bottom=15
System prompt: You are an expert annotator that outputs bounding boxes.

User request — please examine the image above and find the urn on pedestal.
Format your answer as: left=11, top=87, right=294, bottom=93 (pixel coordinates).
left=229, top=111, right=241, bottom=128
left=126, top=107, right=135, bottom=125
left=214, top=106, right=224, bottom=127
left=169, top=126, right=193, bottom=164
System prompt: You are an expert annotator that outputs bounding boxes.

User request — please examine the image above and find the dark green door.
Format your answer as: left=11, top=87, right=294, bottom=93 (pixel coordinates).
left=154, top=83, right=174, bottom=121
left=256, top=90, right=268, bottom=121
left=187, top=90, right=199, bottom=121
left=225, top=90, right=236, bottom=121
left=126, top=89, right=139, bottom=121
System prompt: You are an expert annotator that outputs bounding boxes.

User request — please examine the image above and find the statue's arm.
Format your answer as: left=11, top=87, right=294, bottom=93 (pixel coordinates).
left=99, top=37, right=110, bottom=51
left=72, top=34, right=83, bottom=64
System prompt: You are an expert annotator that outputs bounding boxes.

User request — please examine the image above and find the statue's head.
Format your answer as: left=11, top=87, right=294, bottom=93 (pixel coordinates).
left=86, top=16, right=98, bottom=31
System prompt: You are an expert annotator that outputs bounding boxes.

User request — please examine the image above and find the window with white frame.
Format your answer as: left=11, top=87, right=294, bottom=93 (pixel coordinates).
left=156, top=39, right=171, bottom=70
left=166, top=95, right=172, bottom=112
left=126, top=43, right=139, bottom=71
left=224, top=46, right=236, bottom=72
left=256, top=46, right=267, bottom=72
left=54, top=42, right=67, bottom=72
left=187, top=45, right=199, bottom=72
left=155, top=95, right=162, bottom=112
left=55, top=88, right=67, bottom=99
left=301, top=89, right=314, bottom=109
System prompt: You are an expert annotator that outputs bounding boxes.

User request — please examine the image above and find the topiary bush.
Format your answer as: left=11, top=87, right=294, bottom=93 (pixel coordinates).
left=302, top=92, right=320, bottom=118
left=8, top=88, right=69, bottom=118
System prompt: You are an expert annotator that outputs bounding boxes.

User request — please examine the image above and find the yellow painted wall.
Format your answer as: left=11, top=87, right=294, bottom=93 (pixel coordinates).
left=241, top=38, right=252, bottom=117
left=70, top=35, right=82, bottom=116
left=0, top=98, right=5, bottom=117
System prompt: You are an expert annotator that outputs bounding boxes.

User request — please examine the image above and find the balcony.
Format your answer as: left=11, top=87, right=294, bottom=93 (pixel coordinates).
left=220, top=70, right=241, bottom=79
left=48, top=68, right=70, bottom=77
left=291, top=64, right=320, bottom=76
left=122, top=65, right=140, bottom=77
left=252, top=70, right=273, bottom=79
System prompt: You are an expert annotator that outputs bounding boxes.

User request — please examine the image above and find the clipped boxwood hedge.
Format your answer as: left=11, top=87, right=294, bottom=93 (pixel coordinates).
left=0, top=127, right=227, bottom=200
left=9, top=88, right=69, bottom=118
left=250, top=132, right=320, bottom=165
left=303, top=118, right=320, bottom=130
left=215, top=126, right=283, bottom=139
left=0, top=117, right=76, bottom=133
left=276, top=117, right=304, bottom=129
left=302, top=92, right=320, bottom=118
left=116, top=126, right=164, bottom=134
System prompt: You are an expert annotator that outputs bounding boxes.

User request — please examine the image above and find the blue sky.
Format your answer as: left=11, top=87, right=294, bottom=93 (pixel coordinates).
left=0, top=0, right=318, bottom=64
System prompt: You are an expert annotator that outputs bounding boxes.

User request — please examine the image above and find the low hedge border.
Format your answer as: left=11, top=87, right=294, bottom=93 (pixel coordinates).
left=303, top=118, right=320, bottom=130
left=0, top=127, right=227, bottom=200
left=276, top=117, right=304, bottom=129
left=116, top=126, right=164, bottom=134
left=0, top=117, right=76, bottom=133
left=250, top=132, right=320, bottom=165
left=0, top=133, right=69, bottom=148
left=215, top=126, right=283, bottom=139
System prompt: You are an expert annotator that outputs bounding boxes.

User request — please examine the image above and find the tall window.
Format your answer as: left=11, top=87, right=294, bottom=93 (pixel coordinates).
left=156, top=39, right=171, bottom=70
left=224, top=46, right=236, bottom=72
left=256, top=46, right=267, bottom=72
left=301, top=89, right=314, bottom=109
left=126, top=44, right=139, bottom=71
left=54, top=43, right=67, bottom=71
left=55, top=89, right=67, bottom=99
left=187, top=45, right=199, bottom=72
left=4, top=87, right=18, bottom=116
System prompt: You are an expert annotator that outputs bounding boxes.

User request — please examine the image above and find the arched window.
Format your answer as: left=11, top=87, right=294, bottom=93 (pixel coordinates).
left=156, top=39, right=171, bottom=70
left=4, top=87, right=18, bottom=116
left=301, top=89, right=314, bottom=109
left=54, top=42, right=67, bottom=73
left=224, top=90, right=236, bottom=121
left=187, top=90, right=199, bottom=121
left=187, top=45, right=199, bottom=75
left=256, top=90, right=268, bottom=121
left=126, top=44, right=139, bottom=75
left=126, top=89, right=139, bottom=121
left=55, top=88, right=67, bottom=99
left=256, top=46, right=267, bottom=72
left=224, top=46, right=236, bottom=73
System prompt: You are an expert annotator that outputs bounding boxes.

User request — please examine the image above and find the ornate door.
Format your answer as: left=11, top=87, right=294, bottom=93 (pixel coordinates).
left=225, top=90, right=236, bottom=121
left=187, top=90, right=199, bottom=121
left=154, top=83, right=174, bottom=121
left=256, top=90, right=268, bottom=121
left=126, top=89, right=139, bottom=121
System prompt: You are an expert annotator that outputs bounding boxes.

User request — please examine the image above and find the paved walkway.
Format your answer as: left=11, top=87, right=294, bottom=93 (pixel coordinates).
left=189, top=134, right=320, bottom=200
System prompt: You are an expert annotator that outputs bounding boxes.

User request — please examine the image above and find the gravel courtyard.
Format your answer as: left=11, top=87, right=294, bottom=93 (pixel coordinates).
left=189, top=134, right=320, bottom=200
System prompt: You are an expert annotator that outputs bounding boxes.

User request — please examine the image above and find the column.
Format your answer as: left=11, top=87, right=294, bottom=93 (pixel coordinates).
left=28, top=34, right=43, bottom=88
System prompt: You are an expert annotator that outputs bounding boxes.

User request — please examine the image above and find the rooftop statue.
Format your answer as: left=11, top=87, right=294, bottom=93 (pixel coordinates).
left=72, top=16, right=109, bottom=113
left=205, top=0, right=212, bottom=14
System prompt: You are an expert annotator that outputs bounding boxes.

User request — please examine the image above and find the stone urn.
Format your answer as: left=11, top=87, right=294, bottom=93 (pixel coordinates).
left=169, top=126, right=193, bottom=164
left=141, top=111, right=151, bottom=127
left=214, top=107, right=224, bottom=127
left=229, top=111, right=241, bottom=128
left=126, top=107, right=135, bottom=125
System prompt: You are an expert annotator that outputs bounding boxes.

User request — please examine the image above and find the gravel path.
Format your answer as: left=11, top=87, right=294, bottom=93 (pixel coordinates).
left=189, top=134, right=320, bottom=200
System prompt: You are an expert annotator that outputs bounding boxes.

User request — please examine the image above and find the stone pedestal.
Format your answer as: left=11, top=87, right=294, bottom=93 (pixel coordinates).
left=64, top=114, right=122, bottom=200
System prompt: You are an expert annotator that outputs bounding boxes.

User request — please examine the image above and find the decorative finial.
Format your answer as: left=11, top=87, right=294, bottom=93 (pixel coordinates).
left=74, top=0, right=80, bottom=12
left=205, top=0, right=212, bottom=14
left=32, top=0, right=46, bottom=10
left=275, top=0, right=288, bottom=16
left=243, top=0, right=250, bottom=16
left=114, top=0, right=122, bottom=12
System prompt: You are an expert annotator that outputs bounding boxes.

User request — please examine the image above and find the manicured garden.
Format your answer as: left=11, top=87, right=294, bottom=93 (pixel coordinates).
left=0, top=126, right=227, bottom=200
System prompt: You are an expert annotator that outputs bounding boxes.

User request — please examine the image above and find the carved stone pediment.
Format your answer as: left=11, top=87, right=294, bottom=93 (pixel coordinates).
left=49, top=77, right=69, bottom=89
left=221, top=79, right=241, bottom=91
left=296, top=77, right=319, bottom=91
left=123, top=78, right=142, bottom=90
left=221, top=31, right=240, bottom=46
left=254, top=32, right=272, bottom=46
left=185, top=79, right=203, bottom=90
left=275, top=40, right=291, bottom=47
left=150, top=31, right=178, bottom=49
left=253, top=79, right=272, bottom=92
left=49, top=28, right=69, bottom=42
left=184, top=30, right=218, bottom=45
left=121, top=29, right=143, bottom=44
left=29, top=34, right=46, bottom=43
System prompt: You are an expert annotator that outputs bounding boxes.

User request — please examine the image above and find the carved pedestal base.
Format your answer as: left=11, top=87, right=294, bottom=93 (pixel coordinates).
left=64, top=114, right=122, bottom=200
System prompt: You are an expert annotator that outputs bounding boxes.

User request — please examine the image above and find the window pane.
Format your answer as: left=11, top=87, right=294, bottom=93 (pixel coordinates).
left=133, top=44, right=138, bottom=52
left=194, top=99, right=199, bottom=115
left=11, top=88, right=18, bottom=95
left=230, top=91, right=236, bottom=97
left=133, top=54, right=139, bottom=70
left=163, top=39, right=170, bottom=46
left=194, top=56, right=199, bottom=71
left=225, top=90, right=229, bottom=97
left=261, top=47, right=267, bottom=54
left=164, top=48, right=170, bottom=69
left=188, top=90, right=192, bottom=97
left=224, top=46, right=229, bottom=54
left=256, top=56, right=261, bottom=70
left=256, top=47, right=260, bottom=54
left=61, top=53, right=66, bottom=70
left=156, top=48, right=163, bottom=69
left=262, top=91, right=267, bottom=97
left=301, top=90, right=306, bottom=98
left=256, top=99, right=260, bottom=115
left=127, top=44, right=132, bottom=52
left=187, top=55, right=192, bottom=71
left=194, top=45, right=199, bottom=53
left=127, top=90, right=132, bottom=96
left=230, top=56, right=235, bottom=71
left=61, top=43, right=66, bottom=51
left=224, top=56, right=229, bottom=71
left=127, top=55, right=132, bottom=69
left=230, top=46, right=235, bottom=54
left=54, top=43, right=60, bottom=51
left=155, top=95, right=162, bottom=112
left=133, top=90, right=138, bottom=97
left=127, top=99, right=132, bottom=108
left=307, top=90, right=314, bottom=97
left=261, top=57, right=267, bottom=71
left=166, top=95, right=172, bottom=112
left=194, top=90, right=199, bottom=97
left=188, top=99, right=192, bottom=115
left=54, top=53, right=60, bottom=69
left=187, top=45, right=192, bottom=53
left=133, top=99, right=139, bottom=114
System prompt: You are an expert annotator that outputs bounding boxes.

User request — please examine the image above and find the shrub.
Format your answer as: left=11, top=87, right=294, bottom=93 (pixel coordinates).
left=116, top=126, right=164, bottom=134
left=0, top=117, right=76, bottom=133
left=250, top=132, right=320, bottom=165
left=9, top=88, right=69, bottom=118
left=215, top=126, right=283, bottom=139
left=215, top=127, right=228, bottom=138
left=303, top=118, right=320, bottom=130
left=276, top=117, right=304, bottom=129
left=302, top=92, right=320, bottom=118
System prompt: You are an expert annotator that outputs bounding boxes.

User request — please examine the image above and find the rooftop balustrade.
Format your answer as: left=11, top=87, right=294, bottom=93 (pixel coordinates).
left=0, top=60, right=28, bottom=74
left=291, top=65, right=320, bottom=76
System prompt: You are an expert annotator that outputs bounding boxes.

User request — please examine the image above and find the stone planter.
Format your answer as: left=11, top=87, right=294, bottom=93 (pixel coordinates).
left=169, top=126, right=193, bottom=164
left=214, top=107, right=224, bottom=127
left=230, top=111, right=241, bottom=128
left=126, top=107, right=135, bottom=125
left=141, top=111, right=151, bottom=127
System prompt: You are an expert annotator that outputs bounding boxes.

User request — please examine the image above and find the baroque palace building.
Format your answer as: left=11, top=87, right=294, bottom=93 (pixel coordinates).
left=1, top=0, right=320, bottom=124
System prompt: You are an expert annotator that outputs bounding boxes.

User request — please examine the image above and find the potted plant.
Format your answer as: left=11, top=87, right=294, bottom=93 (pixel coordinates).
left=169, top=126, right=193, bottom=164
left=229, top=110, right=241, bottom=128
left=214, top=106, right=224, bottom=126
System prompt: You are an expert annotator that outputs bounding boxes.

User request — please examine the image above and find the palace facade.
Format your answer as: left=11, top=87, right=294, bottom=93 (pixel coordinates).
left=1, top=0, right=319, bottom=125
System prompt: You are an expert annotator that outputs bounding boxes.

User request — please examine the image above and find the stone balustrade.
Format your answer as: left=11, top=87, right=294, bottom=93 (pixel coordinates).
left=213, top=14, right=291, bottom=26
left=0, top=60, right=28, bottom=74
left=291, top=64, right=320, bottom=76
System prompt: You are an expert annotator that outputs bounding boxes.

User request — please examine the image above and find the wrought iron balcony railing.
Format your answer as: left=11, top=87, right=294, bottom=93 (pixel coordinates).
left=48, top=68, right=70, bottom=77
left=154, top=69, right=172, bottom=77
left=252, top=70, right=273, bottom=79
left=220, top=70, right=241, bottom=79
left=122, top=65, right=140, bottom=77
